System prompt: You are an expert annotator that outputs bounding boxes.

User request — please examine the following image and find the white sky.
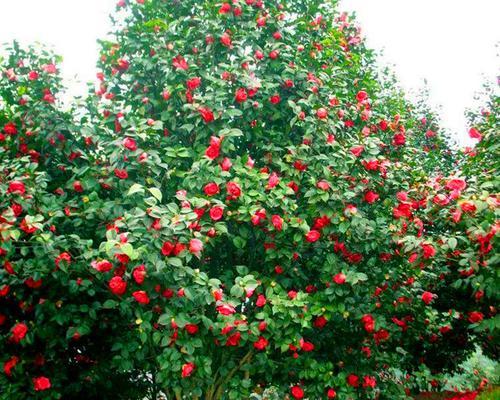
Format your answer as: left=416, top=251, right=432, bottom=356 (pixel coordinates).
left=1, top=0, right=498, bottom=146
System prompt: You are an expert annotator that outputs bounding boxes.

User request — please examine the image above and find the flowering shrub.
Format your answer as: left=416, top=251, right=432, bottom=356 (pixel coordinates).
left=0, top=0, right=497, bottom=399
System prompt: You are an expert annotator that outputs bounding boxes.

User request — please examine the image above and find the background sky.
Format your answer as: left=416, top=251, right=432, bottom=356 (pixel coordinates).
left=0, top=0, right=498, bottom=146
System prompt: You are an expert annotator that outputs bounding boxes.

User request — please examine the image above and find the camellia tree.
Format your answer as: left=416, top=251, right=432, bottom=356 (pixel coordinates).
left=0, top=0, right=497, bottom=399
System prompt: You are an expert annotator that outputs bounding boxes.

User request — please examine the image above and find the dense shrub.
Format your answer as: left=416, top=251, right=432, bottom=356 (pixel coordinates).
left=0, top=1, right=497, bottom=399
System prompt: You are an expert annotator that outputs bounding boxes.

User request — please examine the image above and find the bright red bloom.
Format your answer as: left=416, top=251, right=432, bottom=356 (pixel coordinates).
left=253, top=336, right=269, bottom=350
left=199, top=107, right=214, bottom=123
left=291, top=386, right=304, bottom=399
left=421, top=243, right=436, bottom=259
left=269, top=94, right=281, bottom=104
left=347, top=374, right=359, bottom=387
left=33, top=376, right=51, bottom=391
left=364, top=190, right=379, bottom=204
left=109, top=276, right=127, bottom=295
left=350, top=145, right=364, bottom=157
left=8, top=181, right=25, bottom=194
left=181, top=362, right=195, bottom=378
left=161, top=241, right=175, bottom=256
left=172, top=55, right=189, bottom=70
left=356, top=90, right=368, bottom=102
left=11, top=323, right=28, bottom=343
left=256, top=294, right=267, bottom=307
left=132, top=291, right=150, bottom=304
left=468, top=127, right=482, bottom=140
left=114, top=168, right=128, bottom=179
left=226, top=182, right=241, bottom=198
left=316, top=107, right=328, bottom=119
left=235, top=88, right=248, bottom=103
left=421, top=291, right=434, bottom=305
left=271, top=215, right=283, bottom=231
left=209, top=206, right=224, bottom=221
left=3, top=356, right=19, bottom=376
left=185, top=323, right=199, bottom=335
left=186, top=77, right=201, bottom=90
left=468, top=311, right=483, bottom=324
left=305, top=230, right=320, bottom=243
left=123, top=137, right=137, bottom=151
left=220, top=32, right=232, bottom=47
left=217, top=304, right=235, bottom=315
left=133, top=265, right=147, bottom=284
left=362, top=375, right=376, bottom=388
left=92, top=260, right=113, bottom=272
left=333, top=272, right=346, bottom=284
left=204, top=182, right=220, bottom=196
left=3, top=122, right=18, bottom=135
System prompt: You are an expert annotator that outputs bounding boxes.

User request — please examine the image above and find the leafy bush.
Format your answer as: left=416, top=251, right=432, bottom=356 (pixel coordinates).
left=0, top=0, right=497, bottom=399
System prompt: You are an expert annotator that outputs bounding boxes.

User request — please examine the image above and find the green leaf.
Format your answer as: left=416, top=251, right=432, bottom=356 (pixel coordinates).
left=148, top=187, right=162, bottom=202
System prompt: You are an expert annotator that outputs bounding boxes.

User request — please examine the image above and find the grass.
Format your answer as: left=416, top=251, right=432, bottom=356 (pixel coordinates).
left=478, top=387, right=500, bottom=400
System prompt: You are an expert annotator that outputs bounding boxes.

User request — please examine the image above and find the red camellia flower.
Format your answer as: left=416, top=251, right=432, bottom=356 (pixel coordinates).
left=199, top=107, right=214, bottom=123
left=363, top=375, right=376, bottom=388
left=468, top=127, right=482, bottom=141
left=468, top=311, right=484, bottom=324
left=317, top=180, right=330, bottom=191
left=313, top=315, right=327, bottom=329
left=172, top=55, right=189, bottom=70
left=204, top=182, right=220, bottom=196
left=33, top=376, right=51, bottom=391
left=92, top=259, right=113, bottom=272
left=210, top=206, right=224, bottom=221
left=446, top=178, right=466, bottom=191
left=350, top=145, right=364, bottom=157
left=218, top=2, right=231, bottom=13
left=269, top=94, right=281, bottom=104
left=11, top=322, right=28, bottom=343
left=356, top=90, right=368, bottom=102
left=271, top=215, right=283, bottom=231
left=226, top=182, right=241, bottom=198
left=327, top=388, right=337, bottom=398
left=220, top=32, right=232, bottom=47
left=305, top=230, right=320, bottom=243
left=347, top=374, right=359, bottom=387
left=393, top=133, right=406, bottom=146
left=364, top=190, right=379, bottom=204
left=181, top=362, right=195, bottom=378
left=109, top=276, right=127, bottom=295
left=316, top=107, right=328, bottom=119
left=235, top=88, right=248, bottom=103
left=123, top=137, right=137, bottom=151
left=422, top=291, right=434, bottom=305
left=291, top=386, right=304, bottom=399
left=114, top=168, right=129, bottom=179
left=253, top=336, right=269, bottom=350
left=333, top=272, right=346, bottom=284
left=133, top=265, right=147, bottom=284
left=7, top=181, right=25, bottom=195
left=226, top=331, right=241, bottom=346
left=3, top=356, right=19, bottom=376
left=186, top=77, right=201, bottom=90
left=132, top=290, right=150, bottom=304
left=205, top=144, right=220, bottom=160
left=421, top=243, right=436, bottom=259
left=161, top=241, right=175, bottom=256
left=216, top=304, right=235, bottom=315
left=73, top=181, right=84, bottom=192
left=189, top=238, right=203, bottom=255
left=185, top=323, right=199, bottom=335
left=256, top=294, right=267, bottom=307
left=3, top=122, right=18, bottom=135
